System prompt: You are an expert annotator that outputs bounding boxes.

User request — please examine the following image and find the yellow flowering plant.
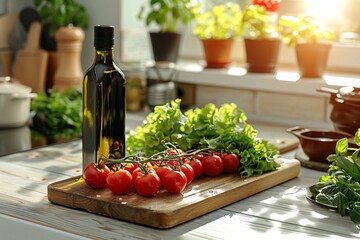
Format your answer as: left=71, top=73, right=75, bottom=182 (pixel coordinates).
left=241, top=4, right=278, bottom=39
left=278, top=14, right=335, bottom=47
left=193, top=3, right=242, bottom=39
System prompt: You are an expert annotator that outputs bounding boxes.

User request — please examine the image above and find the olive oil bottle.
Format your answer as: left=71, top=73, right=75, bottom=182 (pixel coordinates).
left=82, top=25, right=126, bottom=171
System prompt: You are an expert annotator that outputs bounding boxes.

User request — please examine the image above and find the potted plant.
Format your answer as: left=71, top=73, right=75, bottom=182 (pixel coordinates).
left=30, top=88, right=82, bottom=145
left=33, top=0, right=88, bottom=90
left=138, top=0, right=199, bottom=64
left=193, top=3, right=242, bottom=68
left=241, top=2, right=282, bottom=73
left=33, top=0, right=88, bottom=51
left=278, top=14, right=335, bottom=78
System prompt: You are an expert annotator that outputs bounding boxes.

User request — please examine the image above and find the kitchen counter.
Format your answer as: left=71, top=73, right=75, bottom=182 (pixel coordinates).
left=0, top=123, right=359, bottom=240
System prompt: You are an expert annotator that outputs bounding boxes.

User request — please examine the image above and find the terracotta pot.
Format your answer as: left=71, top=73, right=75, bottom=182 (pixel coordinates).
left=201, top=38, right=234, bottom=68
left=149, top=32, right=181, bottom=64
left=244, top=38, right=281, bottom=73
left=295, top=43, right=331, bottom=78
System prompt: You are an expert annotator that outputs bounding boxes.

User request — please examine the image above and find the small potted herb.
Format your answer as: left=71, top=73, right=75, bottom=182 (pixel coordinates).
left=193, top=3, right=242, bottom=68
left=33, top=0, right=88, bottom=51
left=241, top=2, right=282, bottom=73
left=278, top=14, right=335, bottom=78
left=137, top=0, right=199, bottom=64
left=30, top=88, right=82, bottom=144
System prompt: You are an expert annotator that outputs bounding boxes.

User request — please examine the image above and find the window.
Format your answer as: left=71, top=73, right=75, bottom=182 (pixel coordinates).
left=121, top=0, right=360, bottom=73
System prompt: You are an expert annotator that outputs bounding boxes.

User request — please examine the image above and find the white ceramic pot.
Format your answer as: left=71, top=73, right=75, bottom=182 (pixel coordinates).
left=0, top=79, right=37, bottom=128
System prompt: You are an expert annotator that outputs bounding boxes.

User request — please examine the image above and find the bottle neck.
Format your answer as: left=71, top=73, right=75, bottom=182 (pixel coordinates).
left=94, top=47, right=114, bottom=64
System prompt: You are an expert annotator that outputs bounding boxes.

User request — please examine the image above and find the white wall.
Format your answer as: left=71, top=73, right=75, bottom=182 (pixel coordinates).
left=77, top=0, right=121, bottom=70
left=3, top=0, right=30, bottom=12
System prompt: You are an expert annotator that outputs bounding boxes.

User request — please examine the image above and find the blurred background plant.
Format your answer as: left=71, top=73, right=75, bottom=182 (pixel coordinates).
left=193, top=3, right=242, bottom=39
left=30, top=88, right=82, bottom=142
left=241, top=4, right=279, bottom=39
left=278, top=14, right=335, bottom=47
left=33, top=0, right=88, bottom=36
left=137, top=0, right=200, bottom=32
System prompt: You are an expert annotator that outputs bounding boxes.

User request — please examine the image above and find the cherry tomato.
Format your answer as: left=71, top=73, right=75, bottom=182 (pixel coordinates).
left=194, top=154, right=204, bottom=162
left=123, top=163, right=137, bottom=173
left=167, top=149, right=183, bottom=155
left=154, top=165, right=172, bottom=186
left=202, top=155, right=224, bottom=177
left=162, top=170, right=187, bottom=194
left=132, top=167, right=142, bottom=179
left=166, top=149, right=183, bottom=166
left=131, top=163, right=153, bottom=179
left=132, top=166, right=152, bottom=180
left=83, top=162, right=111, bottom=189
left=106, top=169, right=133, bottom=195
left=166, top=159, right=180, bottom=167
left=221, top=153, right=240, bottom=173
left=133, top=171, right=161, bottom=197
left=187, top=158, right=203, bottom=179
left=213, top=151, right=222, bottom=157
left=180, top=163, right=194, bottom=185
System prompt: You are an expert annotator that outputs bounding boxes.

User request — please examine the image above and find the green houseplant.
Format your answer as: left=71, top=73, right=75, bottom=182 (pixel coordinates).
left=193, top=3, right=242, bottom=68
left=278, top=14, right=335, bottom=78
left=138, top=0, right=199, bottom=64
left=33, top=0, right=88, bottom=51
left=30, top=88, right=82, bottom=144
left=241, top=3, right=282, bottom=73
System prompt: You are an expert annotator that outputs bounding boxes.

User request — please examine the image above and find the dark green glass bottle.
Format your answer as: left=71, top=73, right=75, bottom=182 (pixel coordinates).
left=82, top=25, right=126, bottom=171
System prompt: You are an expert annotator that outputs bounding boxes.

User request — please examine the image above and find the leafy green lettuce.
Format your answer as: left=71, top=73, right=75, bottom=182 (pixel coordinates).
left=126, top=99, right=280, bottom=178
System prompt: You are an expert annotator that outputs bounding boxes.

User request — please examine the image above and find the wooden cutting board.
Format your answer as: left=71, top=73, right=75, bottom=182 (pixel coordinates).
left=13, top=21, right=48, bottom=93
left=48, top=158, right=300, bottom=229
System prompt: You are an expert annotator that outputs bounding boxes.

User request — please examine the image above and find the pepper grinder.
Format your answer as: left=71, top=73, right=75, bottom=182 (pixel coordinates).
left=53, top=25, right=84, bottom=91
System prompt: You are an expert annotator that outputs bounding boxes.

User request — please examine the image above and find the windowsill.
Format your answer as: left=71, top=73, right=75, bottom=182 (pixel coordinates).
left=146, top=59, right=360, bottom=96
left=133, top=59, right=360, bottom=129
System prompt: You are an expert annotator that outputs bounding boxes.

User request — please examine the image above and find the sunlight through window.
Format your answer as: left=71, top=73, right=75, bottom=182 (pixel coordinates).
left=276, top=72, right=301, bottom=82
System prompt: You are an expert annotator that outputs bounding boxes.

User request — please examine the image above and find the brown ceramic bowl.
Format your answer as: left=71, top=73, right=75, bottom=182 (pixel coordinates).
left=318, top=87, right=360, bottom=136
left=287, top=126, right=354, bottom=162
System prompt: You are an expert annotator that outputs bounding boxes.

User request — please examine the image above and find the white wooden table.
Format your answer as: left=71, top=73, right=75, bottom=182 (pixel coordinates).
left=0, top=136, right=358, bottom=239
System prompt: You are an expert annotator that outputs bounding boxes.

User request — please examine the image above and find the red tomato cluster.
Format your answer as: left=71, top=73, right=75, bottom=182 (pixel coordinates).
left=83, top=151, right=241, bottom=197
left=252, top=0, right=281, bottom=12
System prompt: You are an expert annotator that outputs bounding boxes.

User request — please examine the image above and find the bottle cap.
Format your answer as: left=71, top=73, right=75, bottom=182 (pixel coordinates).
left=94, top=25, right=114, bottom=48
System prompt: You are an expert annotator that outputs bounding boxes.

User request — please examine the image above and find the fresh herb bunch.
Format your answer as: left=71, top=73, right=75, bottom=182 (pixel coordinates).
left=126, top=99, right=280, bottom=178
left=30, top=88, right=82, bottom=141
left=308, top=129, right=360, bottom=224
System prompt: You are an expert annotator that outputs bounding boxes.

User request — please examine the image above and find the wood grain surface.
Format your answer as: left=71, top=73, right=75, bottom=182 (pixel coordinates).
left=48, top=158, right=300, bottom=228
left=1, top=138, right=359, bottom=239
